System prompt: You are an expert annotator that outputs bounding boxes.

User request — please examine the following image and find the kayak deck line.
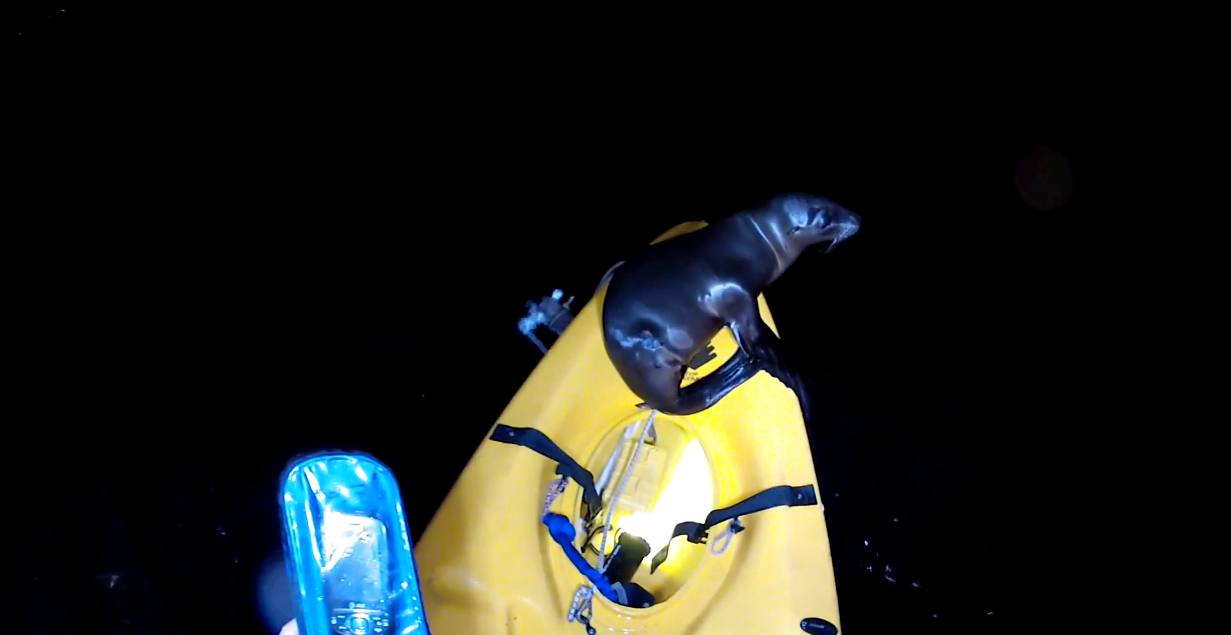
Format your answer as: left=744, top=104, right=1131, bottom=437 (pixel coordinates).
left=596, top=410, right=656, bottom=576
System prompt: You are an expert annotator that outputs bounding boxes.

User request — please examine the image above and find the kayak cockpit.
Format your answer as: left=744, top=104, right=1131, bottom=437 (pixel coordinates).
left=580, top=413, right=715, bottom=605
left=491, top=405, right=823, bottom=635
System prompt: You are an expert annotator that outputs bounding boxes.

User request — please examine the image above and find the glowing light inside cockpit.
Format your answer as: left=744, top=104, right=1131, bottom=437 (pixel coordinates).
left=617, top=438, right=712, bottom=564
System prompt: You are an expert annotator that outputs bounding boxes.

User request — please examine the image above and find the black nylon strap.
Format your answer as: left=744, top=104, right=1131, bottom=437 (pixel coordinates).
left=490, top=424, right=602, bottom=521
left=649, top=484, right=818, bottom=573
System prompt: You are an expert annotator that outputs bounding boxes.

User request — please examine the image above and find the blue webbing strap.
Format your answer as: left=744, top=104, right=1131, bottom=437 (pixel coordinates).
left=544, top=513, right=618, bottom=602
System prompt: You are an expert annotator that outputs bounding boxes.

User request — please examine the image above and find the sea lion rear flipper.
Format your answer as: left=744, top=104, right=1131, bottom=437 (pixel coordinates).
left=654, top=352, right=761, bottom=416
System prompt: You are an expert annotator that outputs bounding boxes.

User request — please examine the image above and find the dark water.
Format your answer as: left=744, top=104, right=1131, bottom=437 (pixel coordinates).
left=15, top=8, right=1105, bottom=635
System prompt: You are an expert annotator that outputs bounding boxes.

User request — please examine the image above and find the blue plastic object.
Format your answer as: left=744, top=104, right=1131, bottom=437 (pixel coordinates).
left=543, top=513, right=618, bottom=602
left=280, top=452, right=430, bottom=635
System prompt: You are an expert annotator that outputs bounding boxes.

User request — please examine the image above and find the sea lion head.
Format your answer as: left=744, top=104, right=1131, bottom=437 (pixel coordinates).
left=776, top=193, right=861, bottom=253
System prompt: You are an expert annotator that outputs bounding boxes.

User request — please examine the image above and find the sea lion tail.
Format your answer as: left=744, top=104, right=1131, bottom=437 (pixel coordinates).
left=595, top=260, right=625, bottom=298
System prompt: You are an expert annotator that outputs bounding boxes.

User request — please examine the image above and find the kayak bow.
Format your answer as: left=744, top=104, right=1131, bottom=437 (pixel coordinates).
left=414, top=221, right=841, bottom=635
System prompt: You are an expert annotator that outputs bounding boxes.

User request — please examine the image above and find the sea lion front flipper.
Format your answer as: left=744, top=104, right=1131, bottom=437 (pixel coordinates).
left=732, top=312, right=812, bottom=422
left=728, top=309, right=787, bottom=370
left=758, top=359, right=813, bottom=422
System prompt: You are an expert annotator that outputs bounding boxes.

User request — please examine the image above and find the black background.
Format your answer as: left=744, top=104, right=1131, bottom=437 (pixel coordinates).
left=12, top=6, right=1120, bottom=635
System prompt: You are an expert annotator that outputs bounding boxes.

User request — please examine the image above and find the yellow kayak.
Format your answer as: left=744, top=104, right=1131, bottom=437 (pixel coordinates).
left=414, top=222, right=841, bottom=635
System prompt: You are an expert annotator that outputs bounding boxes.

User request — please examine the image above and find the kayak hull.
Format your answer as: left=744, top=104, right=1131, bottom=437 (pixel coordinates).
left=414, top=222, right=841, bottom=634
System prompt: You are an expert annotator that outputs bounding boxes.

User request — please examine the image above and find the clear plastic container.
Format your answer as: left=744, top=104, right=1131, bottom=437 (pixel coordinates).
left=280, top=452, right=429, bottom=635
